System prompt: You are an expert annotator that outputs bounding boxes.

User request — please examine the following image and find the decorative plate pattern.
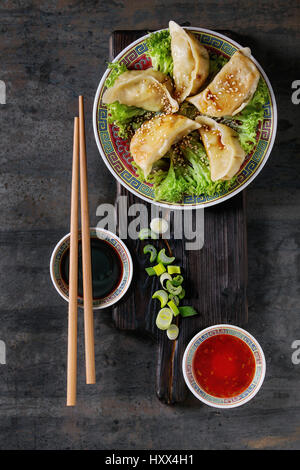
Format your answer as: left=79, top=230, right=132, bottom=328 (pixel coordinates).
left=50, top=228, right=133, bottom=309
left=93, top=27, right=277, bottom=209
left=182, top=324, right=266, bottom=408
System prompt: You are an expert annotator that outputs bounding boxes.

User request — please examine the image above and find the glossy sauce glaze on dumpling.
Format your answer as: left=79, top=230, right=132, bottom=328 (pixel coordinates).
left=102, top=68, right=179, bottom=113
left=196, top=116, right=245, bottom=181
left=130, top=114, right=200, bottom=177
left=187, top=48, right=260, bottom=117
left=169, top=21, right=209, bottom=103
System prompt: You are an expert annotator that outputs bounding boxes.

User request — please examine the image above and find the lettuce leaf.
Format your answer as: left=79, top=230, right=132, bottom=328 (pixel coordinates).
left=107, top=101, right=149, bottom=139
left=152, top=159, right=191, bottom=203
left=223, top=78, right=269, bottom=154
left=147, top=137, right=235, bottom=203
left=236, top=79, right=269, bottom=153
left=178, top=101, right=199, bottom=120
left=208, top=53, right=228, bottom=79
left=181, top=138, right=235, bottom=197
left=146, top=30, right=173, bottom=76
left=105, top=61, right=128, bottom=88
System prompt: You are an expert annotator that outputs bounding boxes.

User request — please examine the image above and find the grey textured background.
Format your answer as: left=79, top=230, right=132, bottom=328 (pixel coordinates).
left=0, top=0, right=299, bottom=450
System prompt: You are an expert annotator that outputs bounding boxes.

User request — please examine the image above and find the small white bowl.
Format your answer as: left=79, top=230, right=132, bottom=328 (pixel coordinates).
left=182, top=324, right=266, bottom=408
left=50, top=227, right=133, bottom=309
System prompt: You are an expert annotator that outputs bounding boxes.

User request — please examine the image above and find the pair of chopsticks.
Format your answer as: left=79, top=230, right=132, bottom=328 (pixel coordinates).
left=67, top=96, right=95, bottom=406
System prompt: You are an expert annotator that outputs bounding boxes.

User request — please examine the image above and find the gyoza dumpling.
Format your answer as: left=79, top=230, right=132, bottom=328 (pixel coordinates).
left=187, top=48, right=260, bottom=117
left=130, top=114, right=200, bottom=177
left=196, top=116, right=245, bottom=181
left=102, top=68, right=179, bottom=113
left=169, top=21, right=209, bottom=103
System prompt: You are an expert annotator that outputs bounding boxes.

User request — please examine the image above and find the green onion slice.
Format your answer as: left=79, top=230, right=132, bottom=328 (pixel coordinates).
left=167, top=300, right=180, bottom=316
left=167, top=324, right=179, bottom=340
left=150, top=218, right=168, bottom=235
left=157, top=248, right=175, bottom=265
left=143, top=244, right=157, bottom=263
left=168, top=294, right=179, bottom=306
left=153, top=263, right=166, bottom=276
left=179, top=306, right=198, bottom=317
left=167, top=265, right=181, bottom=275
left=178, top=288, right=186, bottom=300
left=152, top=290, right=169, bottom=308
left=171, top=275, right=184, bottom=286
left=145, top=266, right=156, bottom=276
left=166, top=280, right=183, bottom=296
left=156, top=308, right=173, bottom=330
left=138, top=228, right=158, bottom=240
left=160, top=272, right=172, bottom=288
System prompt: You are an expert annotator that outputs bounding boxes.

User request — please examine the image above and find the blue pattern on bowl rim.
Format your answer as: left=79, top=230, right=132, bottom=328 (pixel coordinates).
left=93, top=27, right=277, bottom=209
left=182, top=324, right=266, bottom=408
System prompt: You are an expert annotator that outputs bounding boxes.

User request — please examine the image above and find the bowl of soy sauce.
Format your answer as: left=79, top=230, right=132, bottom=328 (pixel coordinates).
left=50, top=228, right=133, bottom=309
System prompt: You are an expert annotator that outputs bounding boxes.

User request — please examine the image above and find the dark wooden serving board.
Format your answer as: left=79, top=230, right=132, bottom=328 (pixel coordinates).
left=110, top=30, right=248, bottom=404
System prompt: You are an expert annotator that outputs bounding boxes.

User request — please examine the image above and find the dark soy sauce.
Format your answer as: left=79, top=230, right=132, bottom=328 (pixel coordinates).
left=61, top=237, right=123, bottom=299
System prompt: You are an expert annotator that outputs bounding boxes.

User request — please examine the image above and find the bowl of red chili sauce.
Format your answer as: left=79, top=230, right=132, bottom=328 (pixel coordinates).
left=182, top=325, right=266, bottom=408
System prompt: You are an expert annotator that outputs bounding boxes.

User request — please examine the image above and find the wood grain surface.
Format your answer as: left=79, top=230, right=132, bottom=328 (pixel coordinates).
left=110, top=30, right=248, bottom=403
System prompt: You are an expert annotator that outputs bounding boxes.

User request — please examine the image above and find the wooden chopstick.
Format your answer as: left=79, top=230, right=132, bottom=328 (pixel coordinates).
left=67, top=117, right=79, bottom=406
left=79, top=95, right=96, bottom=384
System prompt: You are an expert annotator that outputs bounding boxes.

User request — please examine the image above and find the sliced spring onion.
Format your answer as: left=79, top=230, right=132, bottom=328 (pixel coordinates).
left=178, top=288, right=186, bottom=300
left=157, top=248, right=175, bottom=265
left=138, top=228, right=158, bottom=240
left=166, top=280, right=182, bottom=296
left=150, top=218, right=168, bottom=235
left=145, top=266, right=156, bottom=276
left=168, top=294, right=179, bottom=306
left=156, top=308, right=173, bottom=330
left=171, top=275, right=184, bottom=286
left=167, top=300, right=180, bottom=316
left=167, top=324, right=179, bottom=340
left=152, top=290, right=169, bottom=308
left=143, top=244, right=157, bottom=263
left=153, top=263, right=166, bottom=276
left=179, top=306, right=198, bottom=317
left=167, top=265, right=181, bottom=275
left=160, top=272, right=172, bottom=288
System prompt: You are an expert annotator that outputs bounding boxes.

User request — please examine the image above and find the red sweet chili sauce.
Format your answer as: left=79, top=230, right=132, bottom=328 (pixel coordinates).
left=192, top=334, right=256, bottom=398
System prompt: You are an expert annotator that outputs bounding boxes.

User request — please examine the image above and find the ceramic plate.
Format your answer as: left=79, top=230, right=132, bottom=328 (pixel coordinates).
left=50, top=228, right=133, bottom=309
left=182, top=324, right=266, bottom=408
left=93, top=27, right=277, bottom=209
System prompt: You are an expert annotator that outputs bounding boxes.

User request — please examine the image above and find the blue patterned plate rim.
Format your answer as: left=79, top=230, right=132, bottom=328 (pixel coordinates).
left=182, top=324, right=266, bottom=408
left=93, top=27, right=277, bottom=210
